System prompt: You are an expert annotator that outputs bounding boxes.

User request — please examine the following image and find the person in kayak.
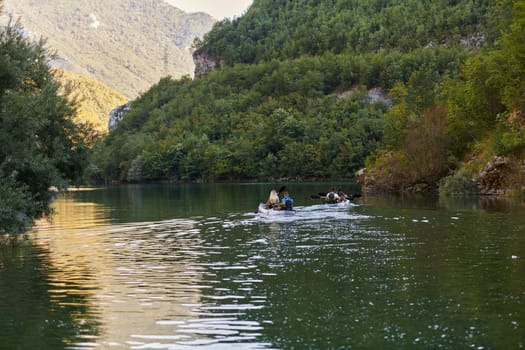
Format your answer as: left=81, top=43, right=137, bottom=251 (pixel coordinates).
left=337, top=188, right=349, bottom=201
left=265, top=189, right=280, bottom=209
left=280, top=191, right=294, bottom=210
left=325, top=188, right=340, bottom=203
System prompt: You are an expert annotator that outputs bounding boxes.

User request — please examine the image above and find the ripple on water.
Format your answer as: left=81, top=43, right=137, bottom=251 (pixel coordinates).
left=24, top=197, right=525, bottom=350
left=41, top=215, right=273, bottom=349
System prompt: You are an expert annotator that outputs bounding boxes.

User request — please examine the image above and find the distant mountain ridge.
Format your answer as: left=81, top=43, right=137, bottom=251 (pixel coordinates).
left=2, top=0, right=215, bottom=98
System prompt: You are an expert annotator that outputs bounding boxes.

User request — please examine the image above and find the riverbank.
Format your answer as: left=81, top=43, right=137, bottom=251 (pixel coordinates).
left=356, top=155, right=525, bottom=197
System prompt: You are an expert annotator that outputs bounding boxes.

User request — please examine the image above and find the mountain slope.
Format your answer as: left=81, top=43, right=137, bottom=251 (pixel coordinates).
left=92, top=0, right=498, bottom=182
left=2, top=0, right=215, bottom=98
left=91, top=0, right=525, bottom=195
left=194, top=0, right=494, bottom=74
left=53, top=69, right=128, bottom=133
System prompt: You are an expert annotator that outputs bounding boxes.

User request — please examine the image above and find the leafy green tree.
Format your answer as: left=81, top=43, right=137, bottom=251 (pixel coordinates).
left=0, top=13, right=91, bottom=233
left=444, top=0, right=524, bottom=158
left=498, top=0, right=525, bottom=111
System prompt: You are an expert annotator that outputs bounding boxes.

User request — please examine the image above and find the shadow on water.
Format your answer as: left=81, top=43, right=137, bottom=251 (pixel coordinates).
left=439, top=194, right=525, bottom=213
left=0, top=237, right=100, bottom=350
left=360, top=192, right=525, bottom=213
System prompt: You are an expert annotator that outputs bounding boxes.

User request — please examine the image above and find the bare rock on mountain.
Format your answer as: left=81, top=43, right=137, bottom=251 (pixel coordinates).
left=193, top=49, right=223, bottom=77
left=109, top=103, right=131, bottom=132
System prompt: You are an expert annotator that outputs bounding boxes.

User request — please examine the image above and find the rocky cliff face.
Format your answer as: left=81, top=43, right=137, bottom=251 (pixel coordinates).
left=192, top=49, right=222, bottom=77
left=477, top=156, right=525, bottom=195
left=108, top=103, right=131, bottom=132
left=337, top=87, right=393, bottom=107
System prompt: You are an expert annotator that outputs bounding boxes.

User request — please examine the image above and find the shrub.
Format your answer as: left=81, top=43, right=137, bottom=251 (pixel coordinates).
left=439, top=168, right=478, bottom=196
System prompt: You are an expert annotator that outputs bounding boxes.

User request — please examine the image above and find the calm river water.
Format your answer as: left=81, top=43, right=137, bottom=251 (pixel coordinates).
left=1, top=183, right=524, bottom=349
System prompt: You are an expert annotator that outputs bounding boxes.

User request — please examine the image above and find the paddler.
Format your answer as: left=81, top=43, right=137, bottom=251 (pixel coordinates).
left=280, top=191, right=294, bottom=211
left=325, top=188, right=340, bottom=203
left=265, top=189, right=280, bottom=209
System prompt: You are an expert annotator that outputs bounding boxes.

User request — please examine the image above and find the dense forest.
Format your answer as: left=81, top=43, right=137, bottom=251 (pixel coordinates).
left=0, top=7, right=92, bottom=234
left=92, top=47, right=465, bottom=182
left=194, top=0, right=496, bottom=65
left=93, top=0, right=521, bottom=187
left=363, top=0, right=525, bottom=194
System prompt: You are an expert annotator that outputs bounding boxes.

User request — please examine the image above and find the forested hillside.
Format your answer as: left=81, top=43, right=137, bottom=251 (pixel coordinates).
left=91, top=0, right=524, bottom=193
left=194, top=0, right=494, bottom=67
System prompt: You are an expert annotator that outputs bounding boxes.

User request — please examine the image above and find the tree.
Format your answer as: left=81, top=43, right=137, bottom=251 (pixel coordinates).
left=0, top=12, right=91, bottom=234
left=498, top=0, right=525, bottom=112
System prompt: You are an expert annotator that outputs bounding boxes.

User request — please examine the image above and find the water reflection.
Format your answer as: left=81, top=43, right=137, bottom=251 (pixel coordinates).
left=27, top=195, right=278, bottom=349
left=438, top=194, right=525, bottom=213
left=362, top=192, right=525, bottom=213
left=33, top=207, right=206, bottom=347
left=0, top=238, right=99, bottom=350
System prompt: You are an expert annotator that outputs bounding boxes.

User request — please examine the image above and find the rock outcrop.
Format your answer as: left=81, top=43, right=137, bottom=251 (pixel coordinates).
left=355, top=167, right=435, bottom=194
left=355, top=168, right=372, bottom=192
left=366, top=87, right=393, bottom=108
left=477, top=155, right=525, bottom=195
left=357, top=155, right=525, bottom=196
left=337, top=87, right=393, bottom=108
left=192, top=49, right=222, bottom=78
left=108, top=103, right=131, bottom=132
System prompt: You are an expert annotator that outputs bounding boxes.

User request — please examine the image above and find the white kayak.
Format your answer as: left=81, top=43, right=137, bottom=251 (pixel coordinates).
left=325, top=199, right=352, bottom=208
left=301, top=199, right=354, bottom=212
left=258, top=203, right=295, bottom=215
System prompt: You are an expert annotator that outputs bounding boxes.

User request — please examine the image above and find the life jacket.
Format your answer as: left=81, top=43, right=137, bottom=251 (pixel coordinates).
left=326, top=192, right=338, bottom=204
left=282, top=197, right=293, bottom=210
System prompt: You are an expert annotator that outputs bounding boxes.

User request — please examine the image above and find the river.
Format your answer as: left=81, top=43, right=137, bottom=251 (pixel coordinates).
left=1, top=183, right=524, bottom=349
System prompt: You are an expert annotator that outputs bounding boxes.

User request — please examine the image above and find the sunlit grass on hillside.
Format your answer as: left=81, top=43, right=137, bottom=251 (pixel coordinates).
left=53, top=69, right=127, bottom=133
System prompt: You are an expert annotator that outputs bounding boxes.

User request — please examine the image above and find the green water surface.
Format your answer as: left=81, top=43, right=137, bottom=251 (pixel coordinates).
left=1, top=183, right=524, bottom=349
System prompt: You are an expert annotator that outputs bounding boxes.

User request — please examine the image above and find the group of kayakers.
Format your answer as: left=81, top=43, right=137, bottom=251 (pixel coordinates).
left=264, top=187, right=352, bottom=210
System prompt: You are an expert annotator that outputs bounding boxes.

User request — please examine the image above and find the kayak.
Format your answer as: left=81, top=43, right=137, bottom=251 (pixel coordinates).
left=325, top=199, right=352, bottom=208
left=258, top=203, right=295, bottom=215
left=302, top=199, right=353, bottom=212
